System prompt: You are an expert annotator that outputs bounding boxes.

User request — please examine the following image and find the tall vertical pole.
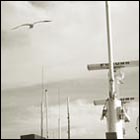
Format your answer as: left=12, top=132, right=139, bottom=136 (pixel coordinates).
left=105, top=1, right=123, bottom=139
left=105, top=1, right=115, bottom=98
left=67, top=97, right=70, bottom=139
left=52, top=131, right=55, bottom=139
left=58, top=89, right=61, bottom=139
left=41, top=66, right=44, bottom=138
left=45, top=89, right=49, bottom=139
left=41, top=102, right=44, bottom=138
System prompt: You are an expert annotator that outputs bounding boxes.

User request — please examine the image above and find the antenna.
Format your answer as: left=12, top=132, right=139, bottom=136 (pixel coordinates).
left=67, top=97, right=70, bottom=139
left=41, top=102, right=44, bottom=139
left=135, top=116, right=139, bottom=133
left=52, top=131, right=55, bottom=139
left=45, top=89, right=49, bottom=139
left=58, top=89, right=61, bottom=139
left=41, top=66, right=49, bottom=139
left=41, top=65, right=44, bottom=138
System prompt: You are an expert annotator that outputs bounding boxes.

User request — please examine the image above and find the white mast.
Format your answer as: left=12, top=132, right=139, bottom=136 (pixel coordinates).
left=105, top=1, right=123, bottom=138
left=105, top=1, right=115, bottom=98
left=87, top=1, right=139, bottom=139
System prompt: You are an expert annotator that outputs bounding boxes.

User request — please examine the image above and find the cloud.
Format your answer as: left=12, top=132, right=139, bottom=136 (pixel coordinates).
left=1, top=30, right=31, bottom=49
left=29, top=1, right=49, bottom=8
left=2, top=1, right=139, bottom=89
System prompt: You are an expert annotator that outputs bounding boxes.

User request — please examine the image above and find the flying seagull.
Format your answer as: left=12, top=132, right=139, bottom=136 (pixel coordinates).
left=12, top=20, right=52, bottom=30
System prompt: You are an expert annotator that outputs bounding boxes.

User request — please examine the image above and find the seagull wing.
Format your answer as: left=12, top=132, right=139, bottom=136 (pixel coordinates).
left=11, top=24, right=32, bottom=30
left=33, top=20, right=52, bottom=25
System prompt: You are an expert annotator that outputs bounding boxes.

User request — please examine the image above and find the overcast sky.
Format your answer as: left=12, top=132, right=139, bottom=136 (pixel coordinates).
left=1, top=1, right=139, bottom=139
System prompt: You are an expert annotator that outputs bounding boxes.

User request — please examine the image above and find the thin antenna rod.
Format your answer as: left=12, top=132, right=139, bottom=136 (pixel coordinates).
left=67, top=97, right=70, bottom=139
left=41, top=102, right=43, bottom=138
left=105, top=1, right=115, bottom=98
left=41, top=65, right=44, bottom=138
left=52, top=131, right=55, bottom=139
left=58, top=89, right=61, bottom=139
left=45, top=89, right=49, bottom=139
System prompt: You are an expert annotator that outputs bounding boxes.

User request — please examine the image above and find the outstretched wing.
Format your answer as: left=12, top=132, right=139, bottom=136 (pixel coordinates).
left=33, top=20, right=52, bottom=25
left=11, top=24, right=31, bottom=30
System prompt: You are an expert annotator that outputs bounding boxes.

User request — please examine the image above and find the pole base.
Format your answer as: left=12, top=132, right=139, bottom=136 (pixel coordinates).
left=106, top=132, right=117, bottom=139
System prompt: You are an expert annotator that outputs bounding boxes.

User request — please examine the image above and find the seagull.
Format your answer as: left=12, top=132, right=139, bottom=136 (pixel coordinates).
left=12, top=20, right=52, bottom=30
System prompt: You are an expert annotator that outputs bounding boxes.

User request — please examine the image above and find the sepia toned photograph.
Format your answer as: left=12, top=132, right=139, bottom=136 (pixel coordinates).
left=1, top=1, right=139, bottom=139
